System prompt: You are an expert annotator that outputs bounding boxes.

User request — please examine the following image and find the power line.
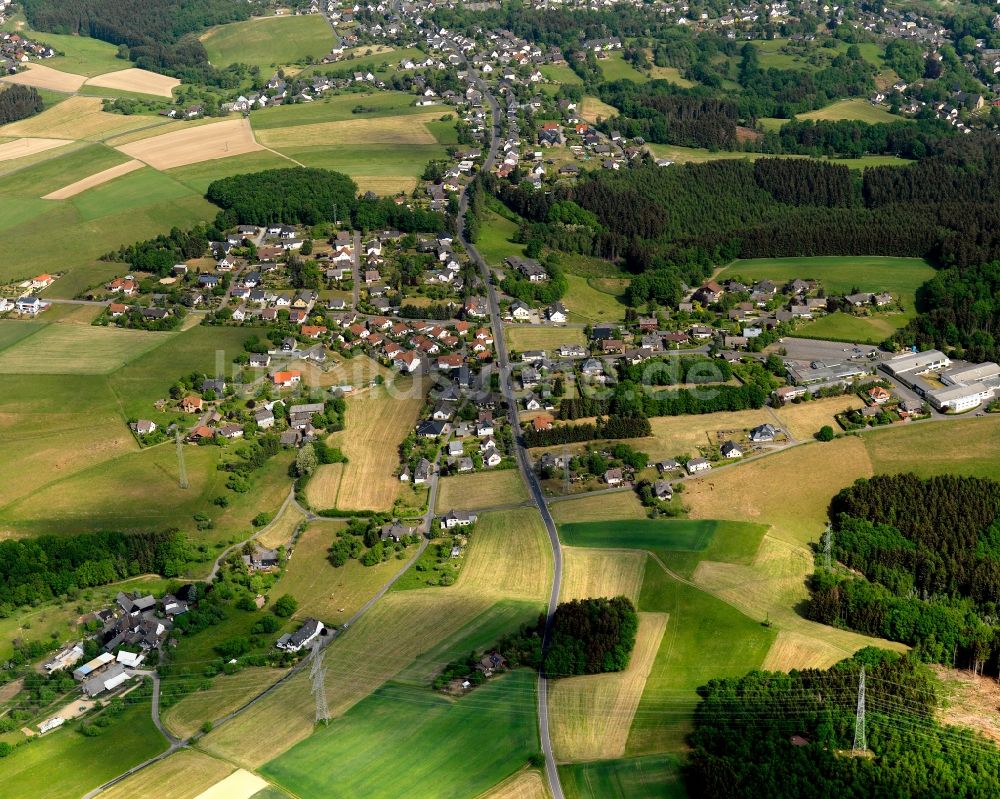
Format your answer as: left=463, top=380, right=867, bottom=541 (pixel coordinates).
left=309, top=644, right=329, bottom=726
left=853, top=663, right=866, bottom=755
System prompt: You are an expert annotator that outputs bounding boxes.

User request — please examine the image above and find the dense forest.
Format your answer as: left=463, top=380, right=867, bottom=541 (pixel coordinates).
left=0, top=531, right=191, bottom=612
left=808, top=474, right=1000, bottom=671
left=543, top=596, right=638, bottom=677
left=0, top=85, right=44, bottom=125
left=208, top=168, right=359, bottom=227
left=20, top=0, right=261, bottom=77
left=892, top=262, right=1000, bottom=362
left=689, top=648, right=1000, bottom=798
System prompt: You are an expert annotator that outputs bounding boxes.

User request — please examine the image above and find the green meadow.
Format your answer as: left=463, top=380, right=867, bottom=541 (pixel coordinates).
left=201, top=14, right=335, bottom=71
left=263, top=670, right=540, bottom=799
left=250, top=91, right=428, bottom=129
left=560, top=754, right=688, bottom=799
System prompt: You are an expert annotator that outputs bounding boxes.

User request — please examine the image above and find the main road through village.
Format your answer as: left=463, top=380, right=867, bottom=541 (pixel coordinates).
left=453, top=47, right=567, bottom=799
left=86, top=48, right=564, bottom=798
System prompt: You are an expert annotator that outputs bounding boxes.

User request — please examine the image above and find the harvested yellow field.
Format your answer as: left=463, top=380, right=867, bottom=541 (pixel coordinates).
left=162, top=667, right=288, bottom=739
left=560, top=547, right=646, bottom=605
left=0, top=96, right=165, bottom=141
left=762, top=630, right=850, bottom=672
left=117, top=118, right=264, bottom=169
left=0, top=136, right=74, bottom=162
left=684, top=436, right=872, bottom=546
left=42, top=158, right=144, bottom=199
left=85, top=67, right=180, bottom=98
left=255, top=113, right=441, bottom=148
left=634, top=409, right=776, bottom=459
left=192, top=769, right=268, bottom=799
left=255, top=499, right=304, bottom=548
left=548, top=612, right=668, bottom=760
left=458, top=509, right=553, bottom=601
left=103, top=116, right=220, bottom=147
left=201, top=589, right=495, bottom=768
left=480, top=770, right=551, bottom=799
left=435, top=469, right=529, bottom=512
left=304, top=462, right=343, bottom=508
left=581, top=95, right=619, bottom=122
left=356, top=175, right=418, bottom=195
left=98, top=750, right=234, bottom=799
left=272, top=521, right=406, bottom=626
left=326, top=381, right=424, bottom=511
left=774, top=396, right=863, bottom=440
left=549, top=491, right=647, bottom=524
left=1, top=63, right=85, bottom=92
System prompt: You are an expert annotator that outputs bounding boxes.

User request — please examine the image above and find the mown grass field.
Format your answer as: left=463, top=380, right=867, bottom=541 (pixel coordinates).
left=271, top=520, right=409, bottom=626
left=435, top=469, right=530, bottom=512
left=166, top=150, right=292, bottom=193
left=0, top=141, right=128, bottom=196
left=648, top=65, right=696, bottom=87
left=549, top=612, right=668, bottom=760
left=326, top=381, right=424, bottom=511
left=797, top=98, right=902, bottom=123
left=97, top=749, right=235, bottom=799
left=773, top=395, right=864, bottom=440
left=482, top=769, right=551, bottom=799
left=563, top=273, right=627, bottom=323
left=560, top=547, right=647, bottom=605
left=279, top=141, right=448, bottom=195
left=549, top=491, right=648, bottom=523
left=162, top=668, right=289, bottom=739
left=477, top=209, right=522, bottom=266
left=796, top=310, right=913, bottom=344
left=720, top=255, right=934, bottom=308
left=263, top=670, right=539, bottom=799
left=598, top=53, right=648, bottom=83
left=0, top=702, right=167, bottom=799
left=646, top=143, right=911, bottom=170
left=505, top=325, right=587, bottom=353
left=559, top=754, right=687, bottom=799
left=864, top=415, right=1000, bottom=481
left=303, top=462, right=343, bottom=508
left=251, top=92, right=429, bottom=129
left=540, top=63, right=583, bottom=85
left=201, top=14, right=335, bottom=70
left=456, top=509, right=553, bottom=601
left=580, top=95, right=620, bottom=122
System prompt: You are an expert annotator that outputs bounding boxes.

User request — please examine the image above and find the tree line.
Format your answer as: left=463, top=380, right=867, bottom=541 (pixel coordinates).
left=0, top=85, right=43, bottom=125
left=0, top=530, right=191, bottom=612
left=522, top=414, right=652, bottom=447
left=689, top=648, right=1000, bottom=798
left=808, top=474, right=1000, bottom=672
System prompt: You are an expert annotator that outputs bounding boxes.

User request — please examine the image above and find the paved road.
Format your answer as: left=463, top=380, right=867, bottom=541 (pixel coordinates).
left=453, top=47, right=565, bottom=799
left=352, top=230, right=361, bottom=310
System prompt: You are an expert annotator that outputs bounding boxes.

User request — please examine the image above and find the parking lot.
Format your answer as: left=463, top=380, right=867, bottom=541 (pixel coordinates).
left=769, top=337, right=882, bottom=367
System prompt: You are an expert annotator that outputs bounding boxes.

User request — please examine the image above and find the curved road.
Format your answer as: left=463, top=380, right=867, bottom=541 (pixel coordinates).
left=453, top=50, right=566, bottom=799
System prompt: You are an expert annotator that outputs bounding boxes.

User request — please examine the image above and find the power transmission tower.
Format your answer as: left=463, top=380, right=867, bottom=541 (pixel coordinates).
left=310, top=644, right=329, bottom=726
left=852, top=664, right=866, bottom=755
left=823, top=525, right=833, bottom=572
left=175, top=430, right=189, bottom=490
